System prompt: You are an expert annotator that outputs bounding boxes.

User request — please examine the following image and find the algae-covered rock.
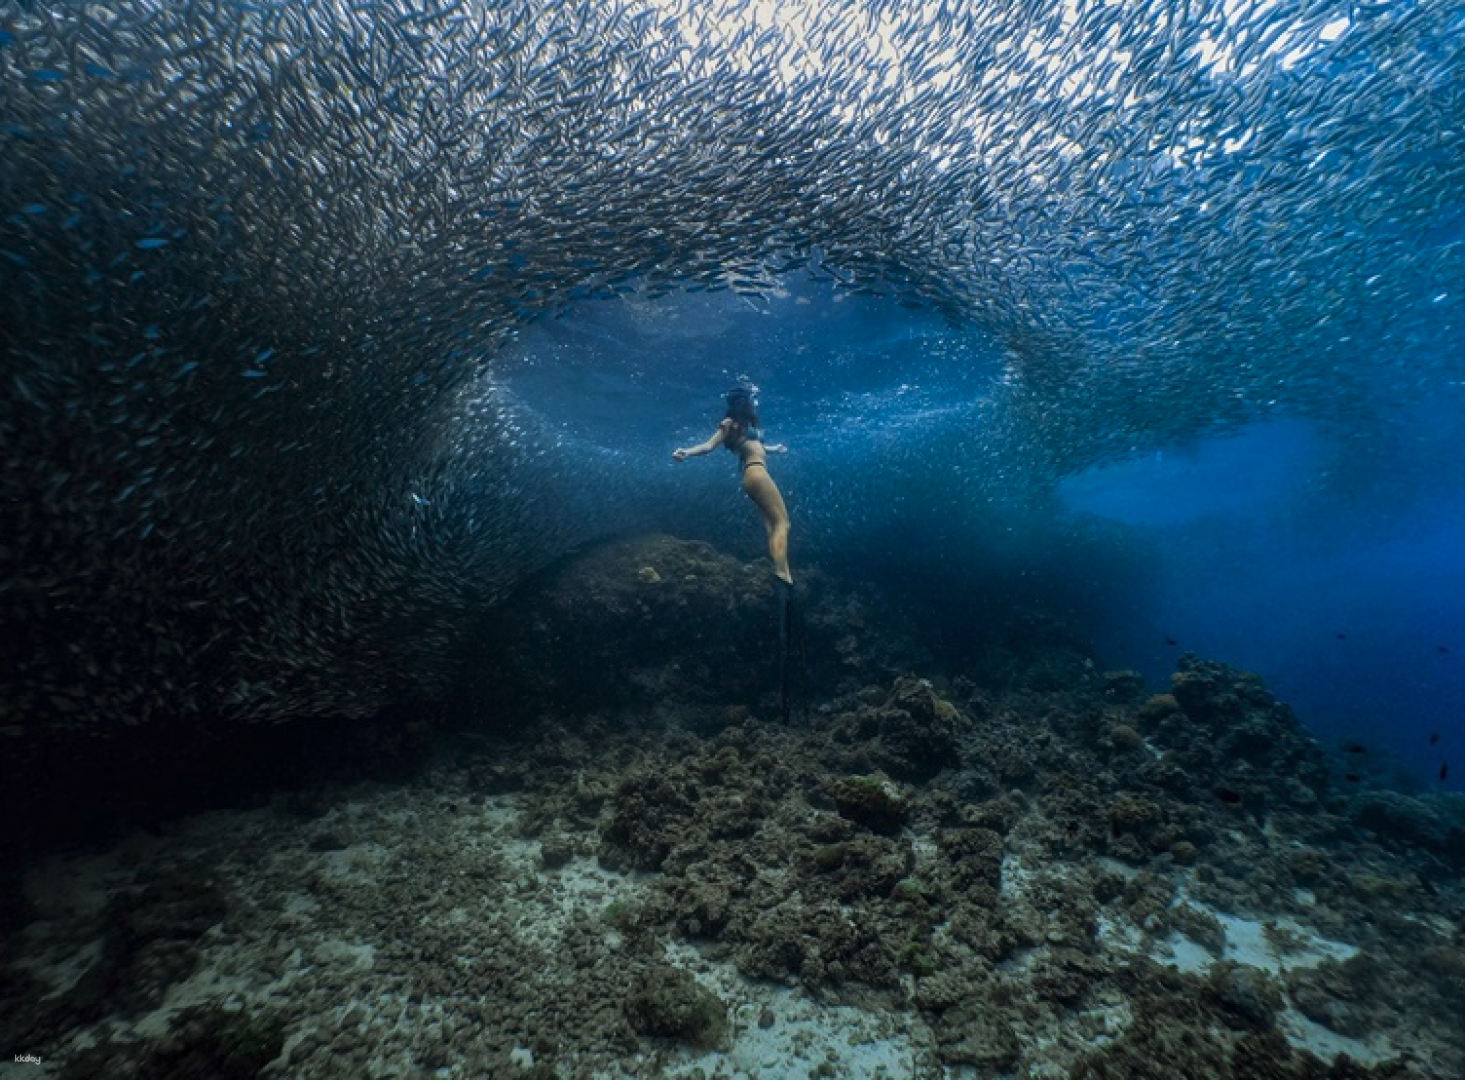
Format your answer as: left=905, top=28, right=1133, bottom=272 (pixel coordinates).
left=938, top=826, right=1004, bottom=898
left=625, top=966, right=727, bottom=1049
left=599, top=768, right=698, bottom=871
left=812, top=842, right=849, bottom=872
left=480, top=535, right=778, bottom=710
left=63, top=864, right=229, bottom=1021
left=1143, top=655, right=1332, bottom=812
left=830, top=774, right=908, bottom=834
left=1106, top=793, right=1175, bottom=861
left=1207, top=961, right=1281, bottom=1031
left=1108, top=723, right=1143, bottom=752
left=931, top=999, right=1021, bottom=1070
left=1169, top=653, right=1284, bottom=728
left=1107, top=794, right=1163, bottom=836
left=1137, top=693, right=1182, bottom=726
left=1283, top=952, right=1406, bottom=1041
left=881, top=676, right=965, bottom=780
left=1031, top=946, right=1110, bottom=1007
left=538, top=833, right=576, bottom=869
left=1171, top=902, right=1227, bottom=956
left=822, top=833, right=912, bottom=901
left=1420, top=942, right=1465, bottom=1012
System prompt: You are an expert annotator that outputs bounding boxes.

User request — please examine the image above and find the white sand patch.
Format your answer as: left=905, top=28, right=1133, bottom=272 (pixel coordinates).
left=281, top=891, right=319, bottom=917
left=307, top=938, right=376, bottom=970
left=649, top=941, right=924, bottom=1079
left=470, top=801, right=654, bottom=952
left=128, top=967, right=260, bottom=1039
left=1094, top=912, right=1143, bottom=953
left=1089, top=871, right=1409, bottom=1068
left=1279, top=1009, right=1397, bottom=1068
left=1214, top=911, right=1355, bottom=974
left=1143, top=892, right=1402, bottom=1066
left=1158, top=895, right=1357, bottom=978
left=998, top=852, right=1043, bottom=900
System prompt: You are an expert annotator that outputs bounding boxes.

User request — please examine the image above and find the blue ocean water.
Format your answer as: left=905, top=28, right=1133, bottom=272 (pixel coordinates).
left=1062, top=421, right=1465, bottom=792
left=496, top=279, right=1464, bottom=792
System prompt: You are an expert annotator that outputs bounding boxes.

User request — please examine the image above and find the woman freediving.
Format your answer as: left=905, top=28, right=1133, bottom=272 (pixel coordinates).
left=672, top=382, right=793, bottom=585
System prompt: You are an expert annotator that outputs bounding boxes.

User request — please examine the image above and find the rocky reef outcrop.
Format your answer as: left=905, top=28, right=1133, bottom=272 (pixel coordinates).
left=461, top=532, right=927, bottom=717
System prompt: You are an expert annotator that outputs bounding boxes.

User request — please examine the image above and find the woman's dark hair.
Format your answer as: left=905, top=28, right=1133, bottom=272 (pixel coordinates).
left=724, top=385, right=759, bottom=428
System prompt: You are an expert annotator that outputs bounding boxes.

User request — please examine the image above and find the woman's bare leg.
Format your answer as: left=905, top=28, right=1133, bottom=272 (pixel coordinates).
left=742, top=467, right=792, bottom=583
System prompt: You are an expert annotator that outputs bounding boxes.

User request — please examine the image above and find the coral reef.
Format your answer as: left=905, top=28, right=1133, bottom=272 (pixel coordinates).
left=2, top=536, right=1461, bottom=1079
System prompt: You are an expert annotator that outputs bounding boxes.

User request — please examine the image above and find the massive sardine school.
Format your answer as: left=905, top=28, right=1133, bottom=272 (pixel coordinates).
left=1, top=0, right=1458, bottom=732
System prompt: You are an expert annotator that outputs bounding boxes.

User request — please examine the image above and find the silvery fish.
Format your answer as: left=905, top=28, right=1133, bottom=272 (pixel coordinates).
left=1, top=0, right=1460, bottom=731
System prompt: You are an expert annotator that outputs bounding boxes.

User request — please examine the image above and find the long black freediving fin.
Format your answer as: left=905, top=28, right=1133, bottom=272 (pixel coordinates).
left=776, top=577, right=802, bottom=722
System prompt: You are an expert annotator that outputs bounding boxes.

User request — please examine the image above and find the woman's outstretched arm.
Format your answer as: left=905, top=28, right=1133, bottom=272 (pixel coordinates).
left=673, top=421, right=729, bottom=461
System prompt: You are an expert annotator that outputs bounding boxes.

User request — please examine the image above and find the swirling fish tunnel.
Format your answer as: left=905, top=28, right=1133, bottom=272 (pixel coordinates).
left=1, top=0, right=1461, bottom=763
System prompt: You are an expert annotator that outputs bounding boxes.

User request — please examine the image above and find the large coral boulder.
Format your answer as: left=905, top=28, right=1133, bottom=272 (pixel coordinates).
left=465, top=533, right=924, bottom=716
left=1148, top=654, right=1333, bottom=810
